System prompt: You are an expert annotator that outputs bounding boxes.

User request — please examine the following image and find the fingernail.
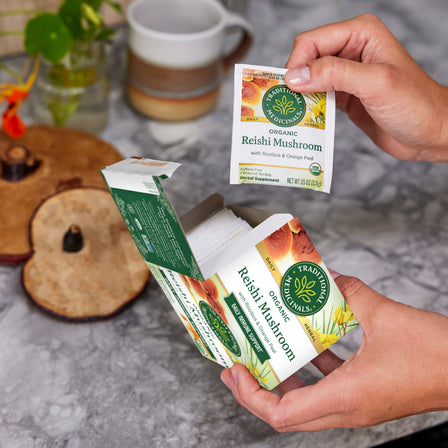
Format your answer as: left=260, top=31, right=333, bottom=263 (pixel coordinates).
left=285, top=66, right=310, bottom=86
left=231, top=366, right=239, bottom=386
left=328, top=268, right=341, bottom=279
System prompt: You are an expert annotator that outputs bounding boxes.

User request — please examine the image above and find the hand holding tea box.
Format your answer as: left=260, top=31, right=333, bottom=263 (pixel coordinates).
left=221, top=274, right=448, bottom=431
left=221, top=14, right=448, bottom=431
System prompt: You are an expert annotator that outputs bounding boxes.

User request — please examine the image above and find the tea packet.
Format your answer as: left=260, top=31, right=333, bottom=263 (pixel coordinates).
left=230, top=64, right=335, bottom=193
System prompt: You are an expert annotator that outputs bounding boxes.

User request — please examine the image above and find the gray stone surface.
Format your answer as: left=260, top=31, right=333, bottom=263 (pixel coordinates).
left=1, top=0, right=447, bottom=446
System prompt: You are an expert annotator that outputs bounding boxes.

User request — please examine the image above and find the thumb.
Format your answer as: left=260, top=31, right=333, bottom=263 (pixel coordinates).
left=333, top=275, right=390, bottom=329
left=285, top=56, right=384, bottom=100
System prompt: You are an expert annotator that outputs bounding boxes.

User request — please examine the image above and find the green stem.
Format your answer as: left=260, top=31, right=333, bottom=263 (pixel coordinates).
left=0, top=9, right=44, bottom=18
left=0, top=7, right=44, bottom=37
left=0, top=60, right=24, bottom=84
left=0, top=30, right=24, bottom=37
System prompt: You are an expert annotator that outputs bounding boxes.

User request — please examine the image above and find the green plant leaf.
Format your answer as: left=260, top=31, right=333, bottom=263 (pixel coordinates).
left=24, top=13, right=72, bottom=64
left=58, top=0, right=85, bottom=40
left=82, top=3, right=102, bottom=26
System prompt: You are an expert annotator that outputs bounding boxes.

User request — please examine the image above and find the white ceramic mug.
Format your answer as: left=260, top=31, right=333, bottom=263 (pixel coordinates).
left=126, top=0, right=253, bottom=121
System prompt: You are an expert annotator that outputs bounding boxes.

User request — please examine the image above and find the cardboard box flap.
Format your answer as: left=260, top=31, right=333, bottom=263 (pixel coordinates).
left=101, top=158, right=203, bottom=280
left=101, top=157, right=181, bottom=189
left=102, top=158, right=291, bottom=280
left=228, top=204, right=274, bottom=227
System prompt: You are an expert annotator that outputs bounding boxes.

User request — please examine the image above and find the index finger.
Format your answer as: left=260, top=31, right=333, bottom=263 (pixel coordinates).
left=286, top=14, right=386, bottom=68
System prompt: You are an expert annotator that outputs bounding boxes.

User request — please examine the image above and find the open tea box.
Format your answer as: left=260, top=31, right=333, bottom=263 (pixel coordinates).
left=101, top=157, right=357, bottom=390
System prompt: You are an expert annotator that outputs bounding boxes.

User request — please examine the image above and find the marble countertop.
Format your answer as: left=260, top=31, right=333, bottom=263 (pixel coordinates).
left=1, top=0, right=447, bottom=446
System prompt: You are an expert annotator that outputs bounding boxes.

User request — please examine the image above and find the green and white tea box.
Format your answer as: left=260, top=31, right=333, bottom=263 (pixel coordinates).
left=102, top=158, right=357, bottom=390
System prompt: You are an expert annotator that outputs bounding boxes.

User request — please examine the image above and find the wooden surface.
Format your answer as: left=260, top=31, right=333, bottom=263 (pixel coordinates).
left=0, top=0, right=131, bottom=57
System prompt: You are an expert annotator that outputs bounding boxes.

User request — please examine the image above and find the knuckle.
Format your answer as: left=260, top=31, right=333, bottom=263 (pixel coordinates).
left=318, top=55, right=337, bottom=70
left=373, top=63, right=396, bottom=83
left=368, top=64, right=403, bottom=97
left=315, top=56, right=340, bottom=86
left=339, top=388, right=374, bottom=427
left=268, top=411, right=290, bottom=433
left=292, top=32, right=306, bottom=48
left=356, top=13, right=384, bottom=29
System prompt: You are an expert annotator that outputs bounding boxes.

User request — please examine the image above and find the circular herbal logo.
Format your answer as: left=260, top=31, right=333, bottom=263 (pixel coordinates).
left=262, top=85, right=306, bottom=127
left=280, top=262, right=329, bottom=316
left=199, top=302, right=241, bottom=356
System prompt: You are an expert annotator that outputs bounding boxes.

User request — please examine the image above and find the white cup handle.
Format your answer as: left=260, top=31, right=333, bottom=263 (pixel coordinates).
left=222, top=12, right=253, bottom=72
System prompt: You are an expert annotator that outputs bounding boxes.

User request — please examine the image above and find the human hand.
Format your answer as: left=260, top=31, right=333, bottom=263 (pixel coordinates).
left=284, top=14, right=448, bottom=162
left=220, top=274, right=448, bottom=431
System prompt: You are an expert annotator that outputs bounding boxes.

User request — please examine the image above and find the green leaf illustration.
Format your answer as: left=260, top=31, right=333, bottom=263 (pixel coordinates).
left=272, top=96, right=297, bottom=115
left=294, top=276, right=317, bottom=303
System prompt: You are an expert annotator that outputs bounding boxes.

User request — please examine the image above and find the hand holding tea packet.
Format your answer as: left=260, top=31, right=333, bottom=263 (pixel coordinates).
left=221, top=14, right=448, bottom=430
left=285, top=14, right=448, bottom=163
